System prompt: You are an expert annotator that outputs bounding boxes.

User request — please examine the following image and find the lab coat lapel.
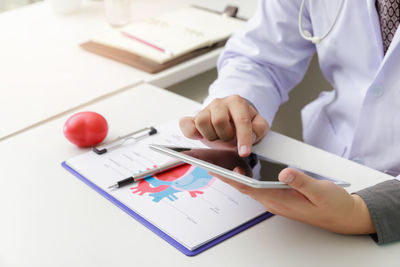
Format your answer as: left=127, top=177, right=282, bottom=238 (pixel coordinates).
left=379, top=26, right=400, bottom=67
left=366, top=0, right=384, bottom=60
left=366, top=26, right=400, bottom=88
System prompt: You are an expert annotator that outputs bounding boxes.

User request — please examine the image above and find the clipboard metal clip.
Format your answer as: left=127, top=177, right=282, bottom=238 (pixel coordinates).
left=92, top=126, right=157, bottom=155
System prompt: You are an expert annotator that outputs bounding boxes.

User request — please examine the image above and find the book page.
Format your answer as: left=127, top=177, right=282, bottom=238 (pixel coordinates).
left=65, top=121, right=266, bottom=250
left=91, top=7, right=245, bottom=64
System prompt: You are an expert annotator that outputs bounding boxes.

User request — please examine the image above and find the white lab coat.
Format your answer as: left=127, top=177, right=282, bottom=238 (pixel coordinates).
left=205, top=0, right=400, bottom=176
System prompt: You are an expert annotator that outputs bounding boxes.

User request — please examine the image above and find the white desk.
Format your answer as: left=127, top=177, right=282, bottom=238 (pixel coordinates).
left=0, top=83, right=398, bottom=267
left=0, top=0, right=256, bottom=141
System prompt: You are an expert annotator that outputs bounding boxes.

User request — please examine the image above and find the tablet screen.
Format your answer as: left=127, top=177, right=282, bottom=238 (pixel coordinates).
left=167, top=147, right=287, bottom=182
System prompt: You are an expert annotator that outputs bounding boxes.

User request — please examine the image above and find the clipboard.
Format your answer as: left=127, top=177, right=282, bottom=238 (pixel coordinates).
left=61, top=122, right=273, bottom=256
left=62, top=161, right=273, bottom=256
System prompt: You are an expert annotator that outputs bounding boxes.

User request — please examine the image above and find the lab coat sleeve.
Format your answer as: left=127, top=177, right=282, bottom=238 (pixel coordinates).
left=356, top=179, right=400, bottom=245
left=203, top=0, right=316, bottom=125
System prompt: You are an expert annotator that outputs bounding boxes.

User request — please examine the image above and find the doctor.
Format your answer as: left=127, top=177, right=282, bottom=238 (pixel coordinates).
left=180, top=0, right=400, bottom=244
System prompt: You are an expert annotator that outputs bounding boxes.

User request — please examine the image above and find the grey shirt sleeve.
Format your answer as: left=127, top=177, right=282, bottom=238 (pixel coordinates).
left=356, top=179, right=400, bottom=245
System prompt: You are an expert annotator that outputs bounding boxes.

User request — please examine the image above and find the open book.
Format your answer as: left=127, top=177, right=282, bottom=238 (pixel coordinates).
left=62, top=120, right=270, bottom=256
left=82, top=7, right=245, bottom=72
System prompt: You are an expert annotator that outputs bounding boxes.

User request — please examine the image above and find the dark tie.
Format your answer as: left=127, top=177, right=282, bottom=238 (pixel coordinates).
left=376, top=0, right=400, bottom=54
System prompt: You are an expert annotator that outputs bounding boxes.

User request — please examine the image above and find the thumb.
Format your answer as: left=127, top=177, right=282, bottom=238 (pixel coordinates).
left=278, top=168, right=326, bottom=204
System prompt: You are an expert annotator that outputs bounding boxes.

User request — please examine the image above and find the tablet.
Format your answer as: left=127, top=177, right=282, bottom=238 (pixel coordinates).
left=150, top=144, right=351, bottom=189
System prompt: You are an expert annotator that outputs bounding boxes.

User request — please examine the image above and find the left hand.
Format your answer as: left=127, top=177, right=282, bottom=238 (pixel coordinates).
left=219, top=168, right=375, bottom=235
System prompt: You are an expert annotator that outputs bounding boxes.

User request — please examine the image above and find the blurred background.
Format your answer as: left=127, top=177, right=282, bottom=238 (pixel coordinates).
left=0, top=0, right=42, bottom=12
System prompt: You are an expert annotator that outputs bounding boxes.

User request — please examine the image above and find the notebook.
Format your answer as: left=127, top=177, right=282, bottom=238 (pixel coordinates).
left=81, top=6, right=245, bottom=73
left=62, top=120, right=271, bottom=256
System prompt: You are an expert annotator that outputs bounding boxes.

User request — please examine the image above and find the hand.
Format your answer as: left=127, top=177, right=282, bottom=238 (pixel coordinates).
left=218, top=168, right=376, bottom=235
left=179, top=95, right=269, bottom=156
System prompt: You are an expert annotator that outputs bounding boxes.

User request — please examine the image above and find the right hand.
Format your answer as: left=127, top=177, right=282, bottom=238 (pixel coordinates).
left=179, top=95, right=269, bottom=157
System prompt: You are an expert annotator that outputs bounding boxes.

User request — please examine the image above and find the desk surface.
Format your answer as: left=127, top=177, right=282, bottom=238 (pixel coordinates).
left=0, top=0, right=256, bottom=141
left=0, top=83, right=398, bottom=267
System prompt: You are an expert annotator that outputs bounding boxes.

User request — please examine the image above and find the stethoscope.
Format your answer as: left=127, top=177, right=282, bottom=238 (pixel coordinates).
left=298, top=0, right=346, bottom=44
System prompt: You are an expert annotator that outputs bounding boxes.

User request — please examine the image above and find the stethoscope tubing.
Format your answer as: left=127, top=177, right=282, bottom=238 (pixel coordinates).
left=298, top=0, right=346, bottom=44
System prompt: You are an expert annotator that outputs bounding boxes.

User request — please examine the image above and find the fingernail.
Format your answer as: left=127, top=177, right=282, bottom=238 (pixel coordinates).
left=281, top=174, right=294, bottom=184
left=239, top=145, right=248, bottom=156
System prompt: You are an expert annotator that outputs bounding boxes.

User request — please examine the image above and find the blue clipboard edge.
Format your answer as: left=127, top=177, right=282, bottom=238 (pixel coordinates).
left=61, top=161, right=274, bottom=256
